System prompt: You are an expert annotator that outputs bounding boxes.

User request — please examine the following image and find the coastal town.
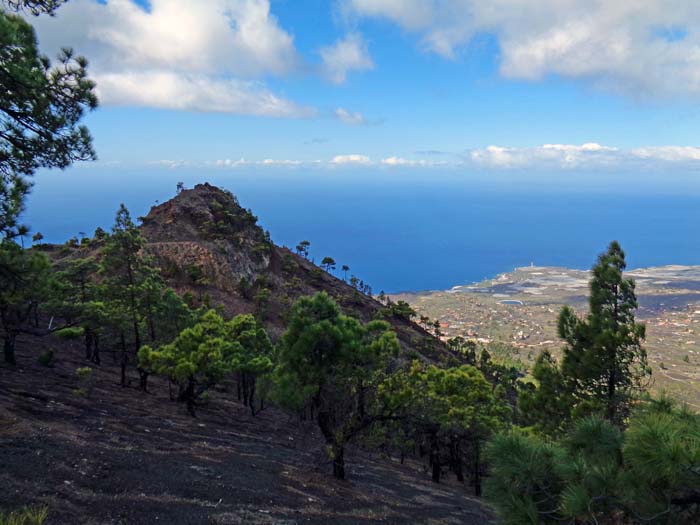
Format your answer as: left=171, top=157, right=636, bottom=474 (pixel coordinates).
left=393, top=265, right=700, bottom=406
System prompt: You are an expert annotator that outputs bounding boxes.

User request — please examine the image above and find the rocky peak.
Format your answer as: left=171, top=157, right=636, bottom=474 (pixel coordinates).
left=140, top=183, right=272, bottom=291
left=141, top=183, right=266, bottom=244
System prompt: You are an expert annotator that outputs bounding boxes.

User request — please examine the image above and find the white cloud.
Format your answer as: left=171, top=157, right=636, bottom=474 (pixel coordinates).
left=320, top=33, right=374, bottom=84
left=148, top=159, right=191, bottom=169
left=260, top=159, right=303, bottom=166
left=334, top=107, right=367, bottom=125
left=380, top=156, right=444, bottom=166
left=214, top=158, right=251, bottom=168
left=470, top=143, right=621, bottom=169
left=469, top=142, right=700, bottom=169
left=147, top=144, right=700, bottom=170
left=345, top=1, right=700, bottom=98
left=331, top=154, right=372, bottom=164
left=31, top=0, right=311, bottom=116
left=212, top=158, right=305, bottom=168
left=631, top=146, right=700, bottom=162
left=96, top=72, right=313, bottom=117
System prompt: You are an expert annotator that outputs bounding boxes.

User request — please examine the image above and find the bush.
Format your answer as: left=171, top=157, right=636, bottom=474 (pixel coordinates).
left=74, top=367, right=95, bottom=397
left=0, top=506, right=49, bottom=525
left=485, top=403, right=700, bottom=524
left=37, top=350, right=54, bottom=367
left=388, top=300, right=416, bottom=321
left=55, top=327, right=83, bottom=340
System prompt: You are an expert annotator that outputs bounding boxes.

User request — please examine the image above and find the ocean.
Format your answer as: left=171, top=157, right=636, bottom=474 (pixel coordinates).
left=24, top=167, right=700, bottom=293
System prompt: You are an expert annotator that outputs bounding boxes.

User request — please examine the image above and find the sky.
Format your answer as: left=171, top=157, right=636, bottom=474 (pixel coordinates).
left=24, top=0, right=700, bottom=173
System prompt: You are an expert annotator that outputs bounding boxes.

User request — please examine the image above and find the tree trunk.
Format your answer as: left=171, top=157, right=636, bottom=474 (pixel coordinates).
left=91, top=334, right=101, bottom=365
left=317, top=408, right=346, bottom=479
left=432, top=459, right=441, bottom=483
left=120, top=331, right=127, bottom=387
left=138, top=367, right=149, bottom=392
left=248, top=375, right=257, bottom=416
left=607, top=368, right=617, bottom=423
left=148, top=313, right=156, bottom=342
left=430, top=433, right=441, bottom=483
left=84, top=327, right=94, bottom=360
left=332, top=443, right=345, bottom=480
left=241, top=374, right=249, bottom=407
left=608, top=286, right=619, bottom=423
left=451, top=439, right=464, bottom=482
left=3, top=334, right=16, bottom=365
left=357, top=379, right=365, bottom=419
left=473, top=440, right=481, bottom=497
left=178, top=377, right=196, bottom=417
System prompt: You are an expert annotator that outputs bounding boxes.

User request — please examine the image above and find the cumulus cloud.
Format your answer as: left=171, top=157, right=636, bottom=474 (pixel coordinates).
left=146, top=144, right=700, bottom=170
left=31, top=0, right=311, bottom=116
left=260, top=159, right=303, bottom=166
left=631, top=146, right=700, bottom=162
left=98, top=72, right=314, bottom=117
left=214, top=158, right=251, bottom=168
left=334, top=107, right=367, bottom=125
left=380, top=156, right=445, bottom=166
left=345, top=0, right=700, bottom=98
left=331, top=154, right=372, bottom=164
left=469, top=143, right=622, bottom=169
left=469, top=143, right=700, bottom=169
left=320, top=33, right=374, bottom=84
left=148, top=159, right=192, bottom=169
left=211, top=158, right=308, bottom=168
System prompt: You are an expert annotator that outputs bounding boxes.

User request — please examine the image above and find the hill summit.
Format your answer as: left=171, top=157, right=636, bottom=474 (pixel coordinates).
left=139, top=183, right=448, bottom=357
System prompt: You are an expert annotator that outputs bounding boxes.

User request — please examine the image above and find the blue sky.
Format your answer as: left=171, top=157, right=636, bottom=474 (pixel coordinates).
left=20, top=0, right=700, bottom=290
left=27, top=0, right=700, bottom=171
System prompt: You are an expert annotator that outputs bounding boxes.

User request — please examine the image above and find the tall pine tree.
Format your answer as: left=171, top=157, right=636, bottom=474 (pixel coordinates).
left=1, top=1, right=96, bottom=238
left=559, top=241, right=649, bottom=425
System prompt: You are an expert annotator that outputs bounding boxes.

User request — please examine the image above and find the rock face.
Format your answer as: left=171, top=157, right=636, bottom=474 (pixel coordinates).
left=139, top=183, right=450, bottom=360
left=141, top=183, right=270, bottom=292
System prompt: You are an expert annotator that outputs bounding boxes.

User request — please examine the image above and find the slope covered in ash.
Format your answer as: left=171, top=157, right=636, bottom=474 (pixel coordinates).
left=0, top=183, right=491, bottom=524
left=0, top=336, right=492, bottom=524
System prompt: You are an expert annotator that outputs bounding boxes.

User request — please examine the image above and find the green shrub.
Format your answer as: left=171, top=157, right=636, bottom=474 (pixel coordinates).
left=485, top=402, right=700, bottom=524
left=37, top=350, right=54, bottom=367
left=282, top=254, right=297, bottom=274
left=55, top=327, right=83, bottom=340
left=74, top=367, right=95, bottom=397
left=0, top=505, right=49, bottom=525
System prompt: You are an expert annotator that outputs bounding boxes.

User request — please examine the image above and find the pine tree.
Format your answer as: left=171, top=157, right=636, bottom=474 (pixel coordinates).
left=382, top=361, right=509, bottom=492
left=272, top=292, right=400, bottom=479
left=0, top=2, right=96, bottom=237
left=100, top=204, right=166, bottom=389
left=139, top=311, right=272, bottom=416
left=0, top=239, right=53, bottom=363
left=57, top=256, right=103, bottom=363
left=485, top=399, right=700, bottom=524
left=227, top=313, right=274, bottom=415
left=560, top=241, right=649, bottom=425
left=320, top=256, right=336, bottom=272
left=518, top=350, right=573, bottom=436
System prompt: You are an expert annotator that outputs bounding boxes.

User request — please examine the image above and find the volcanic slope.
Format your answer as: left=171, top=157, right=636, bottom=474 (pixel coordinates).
left=1, top=183, right=491, bottom=523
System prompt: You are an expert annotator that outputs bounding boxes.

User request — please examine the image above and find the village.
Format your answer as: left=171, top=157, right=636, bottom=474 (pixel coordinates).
left=393, top=265, right=700, bottom=407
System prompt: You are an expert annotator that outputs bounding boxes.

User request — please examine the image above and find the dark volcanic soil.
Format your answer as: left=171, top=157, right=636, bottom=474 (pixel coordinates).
left=0, top=339, right=493, bottom=525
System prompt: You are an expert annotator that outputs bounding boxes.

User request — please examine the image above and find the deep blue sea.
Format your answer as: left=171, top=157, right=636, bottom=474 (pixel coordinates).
left=25, top=167, right=700, bottom=293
